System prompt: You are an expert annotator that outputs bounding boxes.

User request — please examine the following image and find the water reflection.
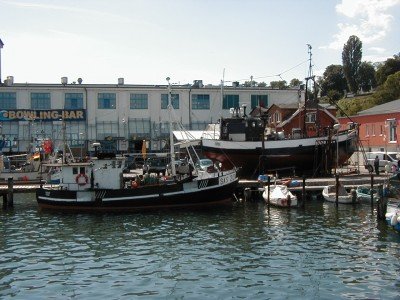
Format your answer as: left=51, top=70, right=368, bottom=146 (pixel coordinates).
left=0, top=194, right=399, bottom=299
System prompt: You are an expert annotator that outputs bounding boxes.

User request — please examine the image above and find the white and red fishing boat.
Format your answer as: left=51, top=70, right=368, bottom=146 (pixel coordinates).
left=36, top=78, right=239, bottom=212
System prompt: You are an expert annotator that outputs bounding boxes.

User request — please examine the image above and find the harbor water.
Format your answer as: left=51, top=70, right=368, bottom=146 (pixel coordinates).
left=1, top=194, right=399, bottom=299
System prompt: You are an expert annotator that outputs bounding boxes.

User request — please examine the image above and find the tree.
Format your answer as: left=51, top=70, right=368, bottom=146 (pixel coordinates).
left=289, top=78, right=302, bottom=87
left=269, top=80, right=287, bottom=89
left=375, top=54, right=400, bottom=85
left=320, top=64, right=347, bottom=98
left=373, top=71, right=400, bottom=104
left=257, top=82, right=267, bottom=87
left=357, top=61, right=376, bottom=92
left=342, top=35, right=362, bottom=94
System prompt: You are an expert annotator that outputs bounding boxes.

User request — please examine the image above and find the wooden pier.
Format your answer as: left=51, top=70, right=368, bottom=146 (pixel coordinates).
left=0, top=173, right=391, bottom=209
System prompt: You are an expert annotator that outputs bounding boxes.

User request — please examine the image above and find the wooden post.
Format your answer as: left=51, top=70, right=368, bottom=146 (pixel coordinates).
left=301, top=176, right=306, bottom=208
left=370, top=173, right=374, bottom=209
left=1, top=194, right=5, bottom=209
left=7, top=177, right=14, bottom=208
left=267, top=176, right=270, bottom=214
left=376, top=185, right=387, bottom=220
left=335, top=174, right=339, bottom=207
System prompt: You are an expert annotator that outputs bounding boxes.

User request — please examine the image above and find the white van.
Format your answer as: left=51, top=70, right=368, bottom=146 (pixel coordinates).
left=365, top=152, right=399, bottom=172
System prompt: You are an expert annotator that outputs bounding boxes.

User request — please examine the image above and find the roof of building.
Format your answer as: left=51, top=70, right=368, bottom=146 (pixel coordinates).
left=357, top=99, right=400, bottom=116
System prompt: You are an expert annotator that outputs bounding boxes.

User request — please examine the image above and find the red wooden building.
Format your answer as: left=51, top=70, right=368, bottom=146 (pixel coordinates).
left=254, top=102, right=339, bottom=138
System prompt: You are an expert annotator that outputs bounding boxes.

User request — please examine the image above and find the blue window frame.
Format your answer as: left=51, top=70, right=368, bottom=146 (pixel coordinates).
left=192, top=94, right=210, bottom=110
left=161, top=94, right=179, bottom=109
left=0, top=92, right=16, bottom=109
left=130, top=94, right=148, bottom=109
left=31, top=93, right=51, bottom=109
left=98, top=93, right=116, bottom=109
left=65, top=93, right=83, bottom=109
left=251, top=95, right=268, bottom=109
left=222, top=95, right=239, bottom=109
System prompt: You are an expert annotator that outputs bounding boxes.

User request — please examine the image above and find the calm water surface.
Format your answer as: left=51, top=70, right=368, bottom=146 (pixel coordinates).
left=1, top=194, right=399, bottom=299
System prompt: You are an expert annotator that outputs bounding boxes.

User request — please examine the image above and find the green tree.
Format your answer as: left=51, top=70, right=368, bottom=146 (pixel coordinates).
left=373, top=71, right=400, bottom=104
left=375, top=54, right=400, bottom=85
left=342, top=35, right=362, bottom=94
left=257, top=82, right=267, bottom=87
left=269, top=80, right=287, bottom=89
left=357, top=61, right=376, bottom=92
left=320, top=64, right=347, bottom=98
left=289, top=78, right=302, bottom=87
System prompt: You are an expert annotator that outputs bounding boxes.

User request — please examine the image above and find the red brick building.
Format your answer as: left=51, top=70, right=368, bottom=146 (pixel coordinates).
left=338, top=99, right=400, bottom=153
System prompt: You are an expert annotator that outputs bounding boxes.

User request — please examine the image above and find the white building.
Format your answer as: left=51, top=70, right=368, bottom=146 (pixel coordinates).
left=0, top=78, right=304, bottom=155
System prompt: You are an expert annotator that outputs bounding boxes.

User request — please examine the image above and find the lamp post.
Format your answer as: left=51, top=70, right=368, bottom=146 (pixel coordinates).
left=333, top=123, right=341, bottom=174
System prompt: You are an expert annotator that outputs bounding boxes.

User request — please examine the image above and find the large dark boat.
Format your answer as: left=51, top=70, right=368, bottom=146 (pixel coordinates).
left=201, top=106, right=358, bottom=178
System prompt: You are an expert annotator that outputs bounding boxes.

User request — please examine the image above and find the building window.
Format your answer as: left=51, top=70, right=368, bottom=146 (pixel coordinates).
left=98, top=93, right=116, bottom=109
left=192, top=94, right=210, bottom=110
left=65, top=93, right=83, bottom=109
left=388, top=119, right=397, bottom=142
left=161, top=94, right=179, bottom=109
left=130, top=94, right=148, bottom=109
left=273, top=112, right=281, bottom=123
left=365, top=124, right=370, bottom=137
left=31, top=93, right=51, bottom=109
left=0, top=92, right=17, bottom=109
left=371, top=124, right=375, bottom=136
left=251, top=95, right=268, bottom=109
left=305, top=112, right=316, bottom=123
left=222, top=95, right=239, bottom=109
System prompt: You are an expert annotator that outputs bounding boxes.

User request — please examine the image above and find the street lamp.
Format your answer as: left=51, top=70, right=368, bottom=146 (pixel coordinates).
left=333, top=123, right=341, bottom=174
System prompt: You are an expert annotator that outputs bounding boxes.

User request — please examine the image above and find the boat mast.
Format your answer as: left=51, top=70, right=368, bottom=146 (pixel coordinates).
left=166, top=77, right=176, bottom=177
left=303, top=44, right=314, bottom=137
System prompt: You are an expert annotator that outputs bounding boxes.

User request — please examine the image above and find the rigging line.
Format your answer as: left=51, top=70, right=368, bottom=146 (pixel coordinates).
left=228, top=59, right=309, bottom=83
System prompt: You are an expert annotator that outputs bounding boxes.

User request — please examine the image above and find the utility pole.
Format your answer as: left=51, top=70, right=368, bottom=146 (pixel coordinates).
left=0, top=38, right=4, bottom=84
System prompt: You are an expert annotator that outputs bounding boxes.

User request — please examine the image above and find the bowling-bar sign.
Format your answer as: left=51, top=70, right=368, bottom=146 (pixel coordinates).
left=0, top=109, right=86, bottom=121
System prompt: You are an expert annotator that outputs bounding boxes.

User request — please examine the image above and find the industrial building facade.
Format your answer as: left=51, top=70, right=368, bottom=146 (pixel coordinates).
left=0, top=78, right=304, bottom=156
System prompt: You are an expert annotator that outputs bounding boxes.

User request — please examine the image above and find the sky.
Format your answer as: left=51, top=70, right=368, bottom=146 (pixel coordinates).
left=0, top=0, right=399, bottom=86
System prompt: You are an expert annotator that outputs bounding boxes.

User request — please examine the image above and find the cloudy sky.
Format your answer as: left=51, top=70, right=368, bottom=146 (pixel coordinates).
left=0, top=0, right=399, bottom=85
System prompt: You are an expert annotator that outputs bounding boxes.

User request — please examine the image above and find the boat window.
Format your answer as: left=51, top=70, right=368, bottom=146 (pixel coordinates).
left=80, top=167, right=85, bottom=174
left=73, top=167, right=78, bottom=175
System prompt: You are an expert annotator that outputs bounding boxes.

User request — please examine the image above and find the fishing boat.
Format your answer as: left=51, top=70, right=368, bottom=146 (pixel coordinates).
left=322, top=184, right=357, bottom=204
left=201, top=106, right=358, bottom=178
left=36, top=78, right=239, bottom=212
left=385, top=200, right=400, bottom=232
left=262, top=184, right=298, bottom=208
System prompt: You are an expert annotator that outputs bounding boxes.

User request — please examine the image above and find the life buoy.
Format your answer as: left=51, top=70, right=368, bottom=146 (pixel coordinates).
left=76, top=173, right=88, bottom=186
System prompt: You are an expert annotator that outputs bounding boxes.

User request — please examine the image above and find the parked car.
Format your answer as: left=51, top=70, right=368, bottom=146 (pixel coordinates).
left=365, top=151, right=399, bottom=172
left=166, top=159, right=192, bottom=175
left=143, top=157, right=169, bottom=175
left=195, top=159, right=214, bottom=171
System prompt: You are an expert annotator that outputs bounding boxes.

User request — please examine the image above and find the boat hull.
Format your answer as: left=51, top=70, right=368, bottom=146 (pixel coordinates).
left=202, top=130, right=358, bottom=178
left=36, top=175, right=238, bottom=212
left=262, top=185, right=298, bottom=208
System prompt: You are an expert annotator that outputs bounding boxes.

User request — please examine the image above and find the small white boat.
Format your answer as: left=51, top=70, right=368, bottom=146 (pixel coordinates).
left=262, top=184, right=298, bottom=208
left=356, top=185, right=379, bottom=202
left=322, top=184, right=357, bottom=204
left=385, top=200, right=400, bottom=232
